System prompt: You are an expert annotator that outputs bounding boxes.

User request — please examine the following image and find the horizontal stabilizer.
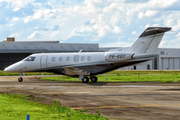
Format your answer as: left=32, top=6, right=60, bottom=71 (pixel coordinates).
left=139, top=27, right=171, bottom=38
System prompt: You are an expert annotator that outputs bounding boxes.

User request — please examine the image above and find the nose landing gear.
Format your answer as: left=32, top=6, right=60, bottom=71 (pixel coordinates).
left=18, top=77, right=23, bottom=82
left=18, top=73, right=23, bottom=82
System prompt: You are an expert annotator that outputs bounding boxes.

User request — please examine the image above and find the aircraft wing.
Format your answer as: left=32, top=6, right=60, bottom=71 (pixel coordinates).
left=63, top=67, right=90, bottom=76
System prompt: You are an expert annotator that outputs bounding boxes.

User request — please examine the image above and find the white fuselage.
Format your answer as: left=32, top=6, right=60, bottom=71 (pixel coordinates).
left=4, top=52, right=136, bottom=73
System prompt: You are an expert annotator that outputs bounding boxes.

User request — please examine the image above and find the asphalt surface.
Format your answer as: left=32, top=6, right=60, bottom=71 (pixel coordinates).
left=1, top=76, right=180, bottom=120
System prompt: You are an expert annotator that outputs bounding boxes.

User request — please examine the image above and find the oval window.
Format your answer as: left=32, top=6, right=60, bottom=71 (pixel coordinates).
left=66, top=57, right=70, bottom=61
left=52, top=57, right=55, bottom=62
left=59, top=57, right=63, bottom=62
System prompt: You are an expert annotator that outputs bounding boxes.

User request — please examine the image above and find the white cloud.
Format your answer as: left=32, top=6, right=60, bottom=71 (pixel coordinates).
left=103, top=2, right=121, bottom=13
left=33, top=9, right=61, bottom=20
left=13, top=7, right=20, bottom=11
left=51, top=31, right=59, bottom=37
left=132, top=31, right=136, bottom=35
left=92, top=14, right=112, bottom=37
left=91, top=39, right=99, bottom=41
left=159, top=39, right=180, bottom=48
left=27, top=31, right=42, bottom=39
left=172, top=20, right=180, bottom=31
left=113, top=26, right=121, bottom=33
left=69, top=25, right=93, bottom=38
left=32, top=2, right=42, bottom=6
left=12, top=17, right=19, bottom=22
left=24, top=16, right=32, bottom=23
left=176, top=32, right=180, bottom=40
left=23, top=8, right=62, bottom=23
left=0, top=0, right=35, bottom=11
left=100, top=41, right=130, bottom=47
left=0, top=0, right=180, bottom=48
left=9, top=33, right=20, bottom=38
left=109, top=12, right=121, bottom=26
left=159, top=40, right=166, bottom=48
left=145, top=23, right=150, bottom=28
left=165, top=19, right=174, bottom=26
left=152, top=23, right=160, bottom=27
left=147, top=0, right=178, bottom=9
left=138, top=10, right=159, bottom=19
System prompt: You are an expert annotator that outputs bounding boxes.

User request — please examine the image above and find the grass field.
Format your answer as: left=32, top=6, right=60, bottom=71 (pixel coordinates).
left=0, top=93, right=109, bottom=120
left=0, top=70, right=54, bottom=76
left=40, top=70, right=180, bottom=83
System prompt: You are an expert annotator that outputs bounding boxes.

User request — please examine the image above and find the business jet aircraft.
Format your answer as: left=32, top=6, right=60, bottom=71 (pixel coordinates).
left=4, top=27, right=171, bottom=83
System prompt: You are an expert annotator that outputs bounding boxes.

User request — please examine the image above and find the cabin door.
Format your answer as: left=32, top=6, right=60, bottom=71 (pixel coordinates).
left=40, top=56, right=47, bottom=69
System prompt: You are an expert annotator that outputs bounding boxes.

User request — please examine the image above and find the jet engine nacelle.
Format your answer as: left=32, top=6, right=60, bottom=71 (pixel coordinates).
left=105, top=52, right=134, bottom=62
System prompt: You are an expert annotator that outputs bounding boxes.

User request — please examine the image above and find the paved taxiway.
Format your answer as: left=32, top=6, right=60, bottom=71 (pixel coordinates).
left=1, top=76, right=180, bottom=120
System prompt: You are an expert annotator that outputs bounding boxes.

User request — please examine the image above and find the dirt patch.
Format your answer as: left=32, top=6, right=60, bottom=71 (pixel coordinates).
left=1, top=76, right=180, bottom=120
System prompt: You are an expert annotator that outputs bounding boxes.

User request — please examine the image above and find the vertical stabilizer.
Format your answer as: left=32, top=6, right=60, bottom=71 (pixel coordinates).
left=128, top=27, right=171, bottom=54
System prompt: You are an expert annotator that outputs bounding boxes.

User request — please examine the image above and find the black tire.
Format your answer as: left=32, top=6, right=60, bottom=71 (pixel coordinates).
left=82, top=77, right=89, bottom=83
left=18, top=77, right=23, bottom=82
left=91, top=76, right=98, bottom=82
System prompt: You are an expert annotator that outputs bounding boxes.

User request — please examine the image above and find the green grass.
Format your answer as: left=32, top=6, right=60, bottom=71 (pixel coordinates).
left=0, top=94, right=109, bottom=120
left=104, top=70, right=180, bottom=75
left=40, top=70, right=180, bottom=83
left=0, top=70, right=54, bottom=76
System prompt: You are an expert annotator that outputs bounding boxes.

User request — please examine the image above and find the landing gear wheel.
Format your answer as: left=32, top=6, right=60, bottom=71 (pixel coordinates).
left=18, top=77, right=23, bottom=82
left=82, top=77, right=89, bottom=83
left=91, top=76, right=98, bottom=82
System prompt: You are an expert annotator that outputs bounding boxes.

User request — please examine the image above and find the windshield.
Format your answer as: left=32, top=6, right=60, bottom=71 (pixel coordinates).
left=24, top=56, right=35, bottom=61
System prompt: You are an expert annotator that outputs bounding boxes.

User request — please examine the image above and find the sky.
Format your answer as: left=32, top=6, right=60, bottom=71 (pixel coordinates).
left=0, top=0, right=180, bottom=48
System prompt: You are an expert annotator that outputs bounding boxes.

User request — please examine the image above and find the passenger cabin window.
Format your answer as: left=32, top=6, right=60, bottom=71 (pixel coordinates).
left=59, top=57, right=63, bottom=62
left=81, top=56, right=85, bottom=61
left=66, top=57, right=70, bottom=61
left=52, top=57, right=55, bottom=62
left=25, top=57, right=35, bottom=61
left=74, top=55, right=79, bottom=62
left=87, top=56, right=91, bottom=61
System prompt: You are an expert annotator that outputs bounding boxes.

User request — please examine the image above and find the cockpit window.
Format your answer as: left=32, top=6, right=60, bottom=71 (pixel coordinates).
left=25, top=57, right=35, bottom=61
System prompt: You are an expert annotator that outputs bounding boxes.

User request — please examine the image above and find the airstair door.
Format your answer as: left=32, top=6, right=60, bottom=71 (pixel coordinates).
left=41, top=56, right=47, bottom=69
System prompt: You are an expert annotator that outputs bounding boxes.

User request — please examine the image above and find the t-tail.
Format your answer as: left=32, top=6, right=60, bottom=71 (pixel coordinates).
left=128, top=27, right=171, bottom=54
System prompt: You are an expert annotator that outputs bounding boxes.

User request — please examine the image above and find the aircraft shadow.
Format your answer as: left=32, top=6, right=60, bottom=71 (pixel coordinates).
left=26, top=81, right=108, bottom=86
left=156, top=88, right=180, bottom=91
left=85, top=82, right=108, bottom=86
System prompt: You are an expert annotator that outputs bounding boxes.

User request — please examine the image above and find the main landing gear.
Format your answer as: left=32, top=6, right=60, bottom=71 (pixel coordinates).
left=81, top=76, right=98, bottom=83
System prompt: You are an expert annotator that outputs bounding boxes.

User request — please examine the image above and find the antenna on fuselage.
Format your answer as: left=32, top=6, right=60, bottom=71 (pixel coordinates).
left=79, top=49, right=83, bottom=53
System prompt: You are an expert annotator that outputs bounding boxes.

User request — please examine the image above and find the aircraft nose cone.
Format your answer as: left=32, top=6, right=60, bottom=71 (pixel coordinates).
left=4, top=62, right=22, bottom=72
left=4, top=67, right=10, bottom=72
left=4, top=66, right=13, bottom=72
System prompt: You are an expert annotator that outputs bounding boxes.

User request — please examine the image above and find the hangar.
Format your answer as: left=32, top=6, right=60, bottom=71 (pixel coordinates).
left=1, top=37, right=179, bottom=70
left=128, top=48, right=180, bottom=70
